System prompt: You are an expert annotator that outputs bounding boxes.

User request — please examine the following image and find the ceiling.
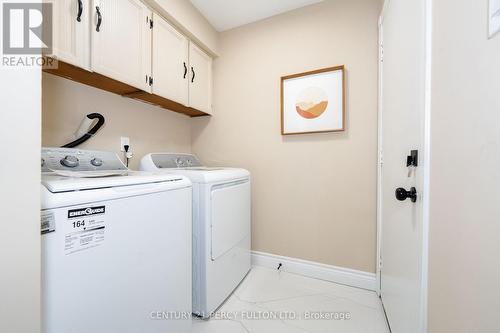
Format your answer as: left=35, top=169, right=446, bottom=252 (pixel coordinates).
left=190, top=0, right=324, bottom=32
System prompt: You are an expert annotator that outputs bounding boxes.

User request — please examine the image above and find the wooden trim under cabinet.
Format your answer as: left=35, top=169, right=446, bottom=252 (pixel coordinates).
left=42, top=58, right=210, bottom=117
left=123, top=91, right=207, bottom=117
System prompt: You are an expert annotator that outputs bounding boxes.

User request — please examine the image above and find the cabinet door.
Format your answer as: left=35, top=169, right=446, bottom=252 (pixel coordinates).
left=152, top=14, right=189, bottom=105
left=50, top=0, right=91, bottom=70
left=189, top=43, right=212, bottom=114
left=91, top=0, right=152, bottom=91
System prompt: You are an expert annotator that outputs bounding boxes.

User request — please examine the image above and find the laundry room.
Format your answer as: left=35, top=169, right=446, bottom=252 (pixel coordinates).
left=3, top=0, right=500, bottom=333
left=39, top=1, right=383, bottom=332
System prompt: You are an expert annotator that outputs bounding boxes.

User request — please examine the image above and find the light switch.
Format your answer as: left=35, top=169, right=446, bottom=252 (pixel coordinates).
left=490, top=0, right=500, bottom=38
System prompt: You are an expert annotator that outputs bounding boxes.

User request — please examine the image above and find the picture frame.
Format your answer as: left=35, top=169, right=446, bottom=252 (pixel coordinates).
left=281, top=65, right=346, bottom=135
left=489, top=0, right=500, bottom=39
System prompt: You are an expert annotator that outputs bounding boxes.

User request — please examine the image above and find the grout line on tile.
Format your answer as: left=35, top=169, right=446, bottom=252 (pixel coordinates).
left=249, top=293, right=327, bottom=305
left=232, top=319, right=251, bottom=333
left=320, top=292, right=383, bottom=311
left=247, top=301, right=315, bottom=333
left=223, top=294, right=315, bottom=333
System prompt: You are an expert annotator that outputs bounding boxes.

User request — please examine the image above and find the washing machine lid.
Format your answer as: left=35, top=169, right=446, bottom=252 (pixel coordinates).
left=42, top=171, right=186, bottom=193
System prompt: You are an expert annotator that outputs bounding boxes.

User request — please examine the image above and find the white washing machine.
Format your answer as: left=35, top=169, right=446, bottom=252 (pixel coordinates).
left=140, top=153, right=251, bottom=318
left=41, top=148, right=193, bottom=333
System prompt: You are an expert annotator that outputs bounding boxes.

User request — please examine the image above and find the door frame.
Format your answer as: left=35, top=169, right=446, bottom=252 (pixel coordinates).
left=375, top=0, right=433, bottom=332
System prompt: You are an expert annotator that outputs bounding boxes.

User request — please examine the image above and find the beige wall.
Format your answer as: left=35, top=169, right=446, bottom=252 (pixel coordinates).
left=42, top=74, right=192, bottom=169
left=192, top=0, right=381, bottom=272
left=428, top=0, right=500, bottom=332
left=42, top=0, right=381, bottom=273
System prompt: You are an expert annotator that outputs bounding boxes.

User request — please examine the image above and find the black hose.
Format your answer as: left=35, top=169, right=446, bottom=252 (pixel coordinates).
left=62, top=113, right=105, bottom=148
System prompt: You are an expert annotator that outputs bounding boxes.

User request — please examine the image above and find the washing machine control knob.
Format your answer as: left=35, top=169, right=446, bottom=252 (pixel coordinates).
left=61, top=155, right=79, bottom=168
left=91, top=158, right=103, bottom=167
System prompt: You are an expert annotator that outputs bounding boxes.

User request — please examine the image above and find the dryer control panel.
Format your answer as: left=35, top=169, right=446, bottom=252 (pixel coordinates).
left=151, top=153, right=203, bottom=169
left=42, top=148, right=127, bottom=172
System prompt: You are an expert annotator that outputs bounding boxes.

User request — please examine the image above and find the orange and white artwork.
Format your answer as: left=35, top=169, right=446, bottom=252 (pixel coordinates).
left=281, top=66, right=345, bottom=135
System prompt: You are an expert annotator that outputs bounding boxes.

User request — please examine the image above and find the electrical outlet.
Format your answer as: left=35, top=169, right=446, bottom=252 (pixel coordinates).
left=120, top=137, right=130, bottom=152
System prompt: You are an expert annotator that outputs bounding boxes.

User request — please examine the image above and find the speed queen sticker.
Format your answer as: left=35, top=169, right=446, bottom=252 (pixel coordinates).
left=64, top=206, right=106, bottom=255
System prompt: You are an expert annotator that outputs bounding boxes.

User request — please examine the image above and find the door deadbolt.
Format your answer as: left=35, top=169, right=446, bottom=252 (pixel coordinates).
left=395, top=187, right=417, bottom=202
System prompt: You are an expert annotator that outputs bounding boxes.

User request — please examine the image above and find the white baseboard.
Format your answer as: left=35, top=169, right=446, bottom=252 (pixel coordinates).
left=251, top=251, right=377, bottom=291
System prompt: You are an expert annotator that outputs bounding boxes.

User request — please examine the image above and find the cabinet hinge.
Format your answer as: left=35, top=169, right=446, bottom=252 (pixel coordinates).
left=150, top=19, right=153, bottom=29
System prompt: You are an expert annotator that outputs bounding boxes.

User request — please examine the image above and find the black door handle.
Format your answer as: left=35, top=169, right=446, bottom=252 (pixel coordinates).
left=96, top=6, right=102, bottom=32
left=395, top=187, right=417, bottom=202
left=77, top=0, right=83, bottom=22
left=183, top=62, right=187, bottom=79
left=191, top=67, right=195, bottom=83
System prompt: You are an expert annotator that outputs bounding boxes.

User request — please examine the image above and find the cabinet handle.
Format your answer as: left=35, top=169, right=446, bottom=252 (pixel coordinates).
left=77, top=0, right=83, bottom=22
left=183, top=62, right=187, bottom=79
left=96, top=6, right=102, bottom=32
left=191, top=67, right=195, bottom=83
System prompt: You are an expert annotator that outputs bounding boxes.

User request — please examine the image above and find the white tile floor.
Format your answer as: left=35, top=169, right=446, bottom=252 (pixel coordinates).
left=192, top=266, right=390, bottom=333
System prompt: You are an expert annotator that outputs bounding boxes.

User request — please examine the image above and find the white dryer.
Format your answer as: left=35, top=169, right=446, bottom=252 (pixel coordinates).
left=41, top=148, right=193, bottom=333
left=140, top=153, right=251, bottom=318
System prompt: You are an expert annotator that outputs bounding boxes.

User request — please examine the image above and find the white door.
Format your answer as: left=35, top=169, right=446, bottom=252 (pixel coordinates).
left=189, top=43, right=212, bottom=114
left=152, top=14, right=189, bottom=105
left=91, top=0, right=152, bottom=91
left=379, top=0, right=429, bottom=332
left=50, top=0, right=91, bottom=70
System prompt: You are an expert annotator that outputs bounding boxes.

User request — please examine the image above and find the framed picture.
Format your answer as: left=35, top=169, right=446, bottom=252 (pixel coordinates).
left=281, top=65, right=345, bottom=135
left=489, top=0, right=500, bottom=39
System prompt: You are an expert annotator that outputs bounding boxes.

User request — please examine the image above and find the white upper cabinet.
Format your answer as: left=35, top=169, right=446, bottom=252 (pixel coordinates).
left=152, top=13, right=189, bottom=105
left=189, top=43, right=213, bottom=114
left=91, top=0, right=152, bottom=91
left=46, top=0, right=214, bottom=115
left=50, top=0, right=91, bottom=70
